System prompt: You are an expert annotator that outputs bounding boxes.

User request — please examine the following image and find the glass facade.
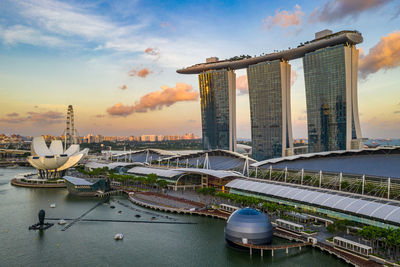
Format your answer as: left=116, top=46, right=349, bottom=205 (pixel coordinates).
left=303, top=44, right=361, bottom=153
left=247, top=60, right=292, bottom=160
left=198, top=70, right=236, bottom=151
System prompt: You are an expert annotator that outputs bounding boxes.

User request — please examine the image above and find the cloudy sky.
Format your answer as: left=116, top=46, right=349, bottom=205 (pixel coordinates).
left=0, top=0, right=399, bottom=138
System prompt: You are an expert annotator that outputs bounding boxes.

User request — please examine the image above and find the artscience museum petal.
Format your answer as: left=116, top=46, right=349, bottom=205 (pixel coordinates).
left=27, top=136, right=88, bottom=178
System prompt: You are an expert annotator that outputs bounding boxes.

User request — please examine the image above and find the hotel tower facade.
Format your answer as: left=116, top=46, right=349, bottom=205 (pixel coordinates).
left=198, top=69, right=236, bottom=151
left=247, top=60, right=293, bottom=160
left=303, top=44, right=362, bottom=153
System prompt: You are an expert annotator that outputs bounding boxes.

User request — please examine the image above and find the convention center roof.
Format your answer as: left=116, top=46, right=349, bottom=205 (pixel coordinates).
left=252, top=147, right=400, bottom=178
left=226, top=179, right=400, bottom=226
left=127, top=166, right=245, bottom=179
left=85, top=161, right=143, bottom=170
left=163, top=149, right=256, bottom=170
left=127, top=166, right=183, bottom=178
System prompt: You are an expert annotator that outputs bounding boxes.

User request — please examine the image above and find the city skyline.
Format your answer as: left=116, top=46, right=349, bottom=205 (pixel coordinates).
left=0, top=0, right=400, bottom=138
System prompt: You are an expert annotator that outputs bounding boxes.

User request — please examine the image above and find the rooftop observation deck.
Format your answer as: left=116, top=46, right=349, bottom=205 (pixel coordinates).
left=177, top=30, right=363, bottom=74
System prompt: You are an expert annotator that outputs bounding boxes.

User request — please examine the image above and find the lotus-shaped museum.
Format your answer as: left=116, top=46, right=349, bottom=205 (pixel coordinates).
left=28, top=136, right=89, bottom=178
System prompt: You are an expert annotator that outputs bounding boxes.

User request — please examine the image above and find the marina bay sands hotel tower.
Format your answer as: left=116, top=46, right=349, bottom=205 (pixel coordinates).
left=177, top=30, right=364, bottom=160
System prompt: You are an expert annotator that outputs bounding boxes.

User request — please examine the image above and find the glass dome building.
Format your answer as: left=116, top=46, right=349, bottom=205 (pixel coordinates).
left=224, top=208, right=273, bottom=246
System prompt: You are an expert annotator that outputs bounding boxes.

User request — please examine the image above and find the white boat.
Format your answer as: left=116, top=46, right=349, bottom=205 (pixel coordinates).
left=50, top=203, right=56, bottom=208
left=58, top=219, right=67, bottom=225
left=114, top=233, right=124, bottom=240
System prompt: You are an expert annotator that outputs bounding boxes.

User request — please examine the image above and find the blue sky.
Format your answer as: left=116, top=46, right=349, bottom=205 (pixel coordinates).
left=0, top=0, right=399, bottom=138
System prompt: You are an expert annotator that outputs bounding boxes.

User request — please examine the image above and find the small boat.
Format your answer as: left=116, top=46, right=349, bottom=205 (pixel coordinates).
left=58, top=219, right=67, bottom=225
left=110, top=205, right=115, bottom=209
left=118, top=210, right=122, bottom=214
left=151, top=216, right=156, bottom=220
left=114, top=233, right=124, bottom=240
left=135, top=214, right=141, bottom=218
left=50, top=203, right=56, bottom=208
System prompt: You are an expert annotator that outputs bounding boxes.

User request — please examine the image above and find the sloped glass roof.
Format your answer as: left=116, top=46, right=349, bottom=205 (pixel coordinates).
left=226, top=179, right=400, bottom=225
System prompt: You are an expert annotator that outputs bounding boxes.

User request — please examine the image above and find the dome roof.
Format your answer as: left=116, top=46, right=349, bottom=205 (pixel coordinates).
left=225, top=208, right=273, bottom=245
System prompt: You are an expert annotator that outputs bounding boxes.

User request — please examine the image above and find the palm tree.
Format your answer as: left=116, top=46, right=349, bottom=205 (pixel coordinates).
left=147, top=173, right=158, bottom=188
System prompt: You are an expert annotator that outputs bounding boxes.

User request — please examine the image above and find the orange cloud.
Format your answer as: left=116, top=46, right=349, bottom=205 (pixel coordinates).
left=359, top=31, right=400, bottom=79
left=144, top=47, right=160, bottom=57
left=129, top=68, right=152, bottom=78
left=107, top=83, right=199, bottom=117
left=263, top=4, right=304, bottom=30
left=0, top=111, right=63, bottom=125
left=120, top=85, right=127, bottom=90
left=27, top=111, right=64, bottom=124
left=309, top=0, right=391, bottom=22
left=0, top=116, right=28, bottom=123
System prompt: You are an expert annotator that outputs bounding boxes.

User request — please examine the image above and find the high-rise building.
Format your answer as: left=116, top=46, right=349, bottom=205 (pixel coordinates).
left=85, top=134, right=94, bottom=144
left=303, top=44, right=362, bottom=153
left=94, top=135, right=103, bottom=143
left=247, top=60, right=293, bottom=160
left=198, top=68, right=236, bottom=151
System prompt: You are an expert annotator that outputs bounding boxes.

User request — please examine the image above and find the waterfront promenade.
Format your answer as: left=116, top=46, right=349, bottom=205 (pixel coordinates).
left=128, top=191, right=229, bottom=220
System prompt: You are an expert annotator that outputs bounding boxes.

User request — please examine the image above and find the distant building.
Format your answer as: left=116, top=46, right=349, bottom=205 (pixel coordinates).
left=85, top=134, right=95, bottom=144
left=141, top=135, right=157, bottom=142
left=183, top=133, right=195, bottom=140
left=103, top=136, right=117, bottom=142
left=94, top=135, right=103, bottom=143
left=198, top=69, right=236, bottom=151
